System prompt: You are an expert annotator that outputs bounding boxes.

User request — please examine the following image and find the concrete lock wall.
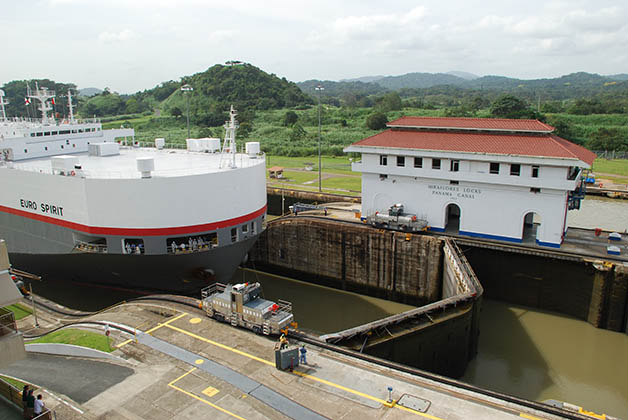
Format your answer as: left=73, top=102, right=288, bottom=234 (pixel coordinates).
left=251, top=218, right=483, bottom=377
left=252, top=217, right=443, bottom=305
left=462, top=246, right=628, bottom=334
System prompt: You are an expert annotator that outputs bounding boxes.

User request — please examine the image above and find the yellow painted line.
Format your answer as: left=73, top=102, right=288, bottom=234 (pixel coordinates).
left=162, top=322, right=440, bottom=418
left=292, top=370, right=443, bottom=419
left=520, top=414, right=543, bottom=420
left=145, top=312, right=188, bottom=334
left=189, top=317, right=202, bottom=324
left=195, top=359, right=204, bottom=365
left=168, top=367, right=246, bottom=420
left=115, top=338, right=133, bottom=349
left=163, top=323, right=274, bottom=366
left=115, top=312, right=188, bottom=349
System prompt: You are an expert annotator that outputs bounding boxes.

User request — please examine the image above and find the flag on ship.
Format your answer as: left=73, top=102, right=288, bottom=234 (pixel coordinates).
left=24, top=98, right=30, bottom=105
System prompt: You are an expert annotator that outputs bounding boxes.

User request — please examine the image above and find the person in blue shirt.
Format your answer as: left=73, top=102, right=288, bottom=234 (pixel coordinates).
left=299, top=344, right=307, bottom=364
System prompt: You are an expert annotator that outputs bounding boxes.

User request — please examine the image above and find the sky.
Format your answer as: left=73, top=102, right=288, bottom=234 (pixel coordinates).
left=1, top=0, right=627, bottom=93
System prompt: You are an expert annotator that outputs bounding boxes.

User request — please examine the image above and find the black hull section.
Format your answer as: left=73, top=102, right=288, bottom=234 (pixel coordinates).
left=9, top=236, right=258, bottom=294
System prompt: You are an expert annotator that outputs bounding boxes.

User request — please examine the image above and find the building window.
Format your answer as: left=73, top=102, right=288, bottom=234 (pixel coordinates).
left=490, top=162, right=500, bottom=174
left=251, top=222, right=256, bottom=234
left=510, top=164, right=521, bottom=176
left=231, top=228, right=238, bottom=243
left=532, top=166, right=539, bottom=178
left=432, top=159, right=441, bottom=170
left=450, top=160, right=459, bottom=172
left=396, top=156, right=405, bottom=167
left=242, top=224, right=248, bottom=233
left=414, top=157, right=423, bottom=168
left=380, top=155, right=388, bottom=166
left=530, top=187, right=541, bottom=193
left=379, top=174, right=388, bottom=180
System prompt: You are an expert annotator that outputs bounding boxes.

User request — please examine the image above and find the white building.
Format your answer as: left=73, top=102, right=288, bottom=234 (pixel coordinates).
left=344, top=116, right=596, bottom=248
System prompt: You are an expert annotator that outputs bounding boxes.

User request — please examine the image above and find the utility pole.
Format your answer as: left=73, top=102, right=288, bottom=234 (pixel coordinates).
left=315, top=84, right=324, bottom=192
left=181, top=84, right=193, bottom=139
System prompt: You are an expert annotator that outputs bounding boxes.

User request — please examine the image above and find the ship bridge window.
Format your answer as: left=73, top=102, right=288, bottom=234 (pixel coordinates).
left=168, top=233, right=217, bottom=253
left=123, top=238, right=145, bottom=255
left=36, top=132, right=43, bottom=137
left=78, top=129, right=84, bottom=133
left=52, top=131, right=58, bottom=135
left=44, top=132, right=51, bottom=136
left=30, top=133, right=35, bottom=137
left=60, top=130, right=70, bottom=135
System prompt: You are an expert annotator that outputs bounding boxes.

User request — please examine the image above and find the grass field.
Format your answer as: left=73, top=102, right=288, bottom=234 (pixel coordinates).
left=2, top=303, right=32, bottom=320
left=592, top=159, right=628, bottom=177
left=29, top=328, right=114, bottom=352
left=0, top=375, right=32, bottom=390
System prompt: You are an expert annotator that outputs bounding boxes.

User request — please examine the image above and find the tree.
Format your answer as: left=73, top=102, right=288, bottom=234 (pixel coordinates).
left=289, top=124, right=307, bottom=141
left=170, top=106, right=183, bottom=119
left=490, top=94, right=532, bottom=118
left=379, top=92, right=402, bottom=112
left=283, top=110, right=298, bottom=126
left=588, top=128, right=627, bottom=151
left=366, top=112, right=388, bottom=130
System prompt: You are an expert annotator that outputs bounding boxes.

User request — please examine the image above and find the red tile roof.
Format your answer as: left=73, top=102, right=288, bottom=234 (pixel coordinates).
left=387, top=116, right=555, bottom=132
left=348, top=130, right=596, bottom=166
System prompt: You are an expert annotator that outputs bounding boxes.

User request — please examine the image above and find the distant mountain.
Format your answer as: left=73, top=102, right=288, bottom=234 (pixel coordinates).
left=78, top=87, right=102, bottom=97
left=375, top=72, right=467, bottom=90
left=446, top=71, right=479, bottom=80
left=339, top=75, right=385, bottom=83
left=298, top=79, right=387, bottom=97
left=608, top=74, right=628, bottom=81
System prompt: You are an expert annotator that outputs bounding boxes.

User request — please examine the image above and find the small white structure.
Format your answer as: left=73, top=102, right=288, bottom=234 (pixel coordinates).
left=344, top=116, right=596, bottom=248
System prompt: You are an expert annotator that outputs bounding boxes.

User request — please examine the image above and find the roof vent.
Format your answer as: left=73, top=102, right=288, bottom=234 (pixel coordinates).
left=136, top=157, right=155, bottom=179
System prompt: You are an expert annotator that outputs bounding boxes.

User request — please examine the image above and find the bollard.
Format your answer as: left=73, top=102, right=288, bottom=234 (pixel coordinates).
left=387, top=386, right=393, bottom=403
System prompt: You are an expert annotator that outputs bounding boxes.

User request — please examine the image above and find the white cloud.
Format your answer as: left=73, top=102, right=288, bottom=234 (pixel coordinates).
left=98, top=29, right=136, bottom=43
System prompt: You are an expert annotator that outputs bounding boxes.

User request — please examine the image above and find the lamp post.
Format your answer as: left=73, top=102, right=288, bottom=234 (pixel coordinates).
left=181, top=84, right=193, bottom=139
left=315, top=84, right=324, bottom=192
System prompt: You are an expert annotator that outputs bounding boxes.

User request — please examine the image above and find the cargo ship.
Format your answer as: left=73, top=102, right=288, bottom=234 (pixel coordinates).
left=0, top=86, right=266, bottom=292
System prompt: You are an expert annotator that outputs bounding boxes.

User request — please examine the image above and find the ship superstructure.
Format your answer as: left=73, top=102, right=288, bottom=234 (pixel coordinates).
left=0, top=86, right=266, bottom=291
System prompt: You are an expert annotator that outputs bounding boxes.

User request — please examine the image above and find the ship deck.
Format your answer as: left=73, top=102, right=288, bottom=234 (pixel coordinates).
left=8, top=146, right=265, bottom=179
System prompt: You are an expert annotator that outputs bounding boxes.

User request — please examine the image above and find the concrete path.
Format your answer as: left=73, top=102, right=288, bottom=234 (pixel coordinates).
left=0, top=353, right=133, bottom=404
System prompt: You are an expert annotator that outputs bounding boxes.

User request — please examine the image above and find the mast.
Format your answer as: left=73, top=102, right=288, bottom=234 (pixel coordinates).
left=220, top=105, right=239, bottom=169
left=67, top=90, right=76, bottom=123
left=0, top=90, right=7, bottom=122
left=28, top=82, right=56, bottom=125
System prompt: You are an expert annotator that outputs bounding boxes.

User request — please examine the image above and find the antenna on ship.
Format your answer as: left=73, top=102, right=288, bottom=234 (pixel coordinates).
left=28, top=82, right=56, bottom=125
left=0, top=90, right=8, bottom=122
left=67, top=90, right=76, bottom=123
left=220, top=105, right=239, bottom=169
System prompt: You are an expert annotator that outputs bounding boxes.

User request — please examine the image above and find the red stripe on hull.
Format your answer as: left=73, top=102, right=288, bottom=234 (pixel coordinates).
left=0, top=204, right=266, bottom=236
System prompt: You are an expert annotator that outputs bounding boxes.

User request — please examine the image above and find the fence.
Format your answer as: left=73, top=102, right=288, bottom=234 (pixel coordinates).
left=594, top=150, right=628, bottom=160
left=0, top=308, right=17, bottom=338
left=0, top=378, right=56, bottom=419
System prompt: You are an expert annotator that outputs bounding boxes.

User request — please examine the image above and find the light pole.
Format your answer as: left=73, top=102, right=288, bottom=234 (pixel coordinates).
left=181, top=84, right=193, bottom=139
left=315, top=84, right=324, bottom=192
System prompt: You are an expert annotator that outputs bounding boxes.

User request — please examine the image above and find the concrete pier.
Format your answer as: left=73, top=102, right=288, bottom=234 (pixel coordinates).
left=1, top=299, right=597, bottom=420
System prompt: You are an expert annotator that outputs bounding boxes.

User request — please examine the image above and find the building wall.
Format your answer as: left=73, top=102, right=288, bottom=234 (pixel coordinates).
left=357, top=152, right=576, bottom=247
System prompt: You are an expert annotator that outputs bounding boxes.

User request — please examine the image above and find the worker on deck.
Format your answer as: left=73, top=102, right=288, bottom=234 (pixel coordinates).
left=300, top=344, right=307, bottom=364
left=279, top=334, right=288, bottom=350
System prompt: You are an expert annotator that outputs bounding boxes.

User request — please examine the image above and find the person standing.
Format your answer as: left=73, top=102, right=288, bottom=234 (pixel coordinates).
left=25, top=390, right=35, bottom=419
left=21, top=385, right=29, bottom=419
left=33, top=394, right=45, bottom=417
left=299, top=344, right=307, bottom=364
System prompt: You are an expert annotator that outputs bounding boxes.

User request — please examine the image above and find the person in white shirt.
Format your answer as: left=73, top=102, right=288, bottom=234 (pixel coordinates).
left=34, top=394, right=45, bottom=416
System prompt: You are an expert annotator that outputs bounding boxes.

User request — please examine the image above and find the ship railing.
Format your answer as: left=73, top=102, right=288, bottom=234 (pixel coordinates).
left=201, top=282, right=227, bottom=299
left=272, top=299, right=293, bottom=315
left=168, top=242, right=218, bottom=254
left=73, top=241, right=108, bottom=254
left=1, top=116, right=100, bottom=125
left=0, top=308, right=18, bottom=338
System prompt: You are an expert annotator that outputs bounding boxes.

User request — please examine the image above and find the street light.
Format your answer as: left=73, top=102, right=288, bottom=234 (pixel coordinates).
left=181, top=84, right=193, bottom=139
left=315, top=84, right=324, bottom=192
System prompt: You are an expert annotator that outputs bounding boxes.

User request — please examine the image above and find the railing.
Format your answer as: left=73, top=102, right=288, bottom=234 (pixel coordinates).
left=0, top=308, right=17, bottom=338
left=74, top=241, right=108, bottom=254
left=0, top=377, right=23, bottom=410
